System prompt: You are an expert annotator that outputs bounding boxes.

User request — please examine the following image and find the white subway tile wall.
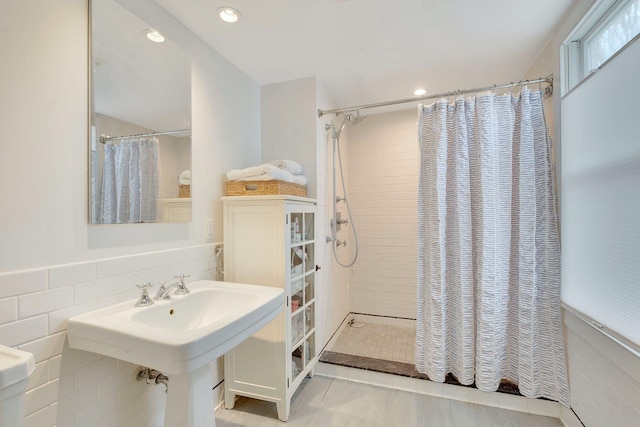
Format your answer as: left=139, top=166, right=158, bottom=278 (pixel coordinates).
left=0, top=244, right=218, bottom=427
left=346, top=109, right=419, bottom=319
left=320, top=119, right=352, bottom=348
left=0, top=297, right=17, bottom=325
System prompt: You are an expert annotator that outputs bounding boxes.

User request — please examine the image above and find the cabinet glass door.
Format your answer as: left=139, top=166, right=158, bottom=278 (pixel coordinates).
left=304, top=302, right=315, bottom=336
left=303, top=275, right=314, bottom=305
left=289, top=207, right=315, bottom=385
left=303, top=243, right=314, bottom=273
left=291, top=309, right=304, bottom=347
left=291, top=246, right=304, bottom=278
left=291, top=278, right=304, bottom=313
left=303, top=212, right=314, bottom=241
left=291, top=343, right=304, bottom=382
left=290, top=212, right=303, bottom=244
left=305, top=333, right=315, bottom=366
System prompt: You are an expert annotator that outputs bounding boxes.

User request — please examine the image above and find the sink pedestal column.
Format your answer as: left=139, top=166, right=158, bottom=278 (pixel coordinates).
left=164, top=364, right=216, bottom=427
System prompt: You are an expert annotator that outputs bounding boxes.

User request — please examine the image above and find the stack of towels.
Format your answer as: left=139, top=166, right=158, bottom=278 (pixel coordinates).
left=226, top=159, right=307, bottom=186
left=178, top=170, right=191, bottom=185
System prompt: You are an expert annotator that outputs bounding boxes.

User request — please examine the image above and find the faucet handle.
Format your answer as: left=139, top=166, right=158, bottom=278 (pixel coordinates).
left=135, top=283, right=154, bottom=307
left=173, top=274, right=191, bottom=295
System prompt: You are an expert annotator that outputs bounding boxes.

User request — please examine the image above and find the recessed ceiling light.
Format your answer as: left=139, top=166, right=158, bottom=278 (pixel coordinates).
left=218, top=6, right=242, bottom=23
left=144, top=29, right=165, bottom=43
left=414, top=88, right=427, bottom=96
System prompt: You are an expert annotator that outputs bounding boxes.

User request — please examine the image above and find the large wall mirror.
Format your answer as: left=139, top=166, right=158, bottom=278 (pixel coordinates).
left=89, top=0, right=192, bottom=224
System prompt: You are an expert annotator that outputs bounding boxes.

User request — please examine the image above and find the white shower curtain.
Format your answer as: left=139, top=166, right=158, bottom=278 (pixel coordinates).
left=415, top=89, right=570, bottom=406
left=99, top=137, right=159, bottom=224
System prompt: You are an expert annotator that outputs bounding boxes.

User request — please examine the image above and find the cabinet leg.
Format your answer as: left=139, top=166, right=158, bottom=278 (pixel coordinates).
left=224, top=390, right=236, bottom=410
left=276, top=400, right=290, bottom=422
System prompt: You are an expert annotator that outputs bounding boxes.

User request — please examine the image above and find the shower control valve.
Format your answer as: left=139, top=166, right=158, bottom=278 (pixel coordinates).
left=335, top=212, right=349, bottom=231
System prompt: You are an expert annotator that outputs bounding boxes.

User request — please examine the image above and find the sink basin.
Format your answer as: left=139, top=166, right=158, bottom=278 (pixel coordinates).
left=0, top=345, right=35, bottom=392
left=67, top=280, right=283, bottom=427
left=0, top=345, right=35, bottom=427
left=129, top=289, right=244, bottom=331
left=68, top=280, right=283, bottom=374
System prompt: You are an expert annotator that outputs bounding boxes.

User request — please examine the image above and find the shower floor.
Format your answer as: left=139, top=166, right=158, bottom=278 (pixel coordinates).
left=320, top=317, right=428, bottom=380
left=330, top=321, right=415, bottom=364
left=320, top=316, right=521, bottom=396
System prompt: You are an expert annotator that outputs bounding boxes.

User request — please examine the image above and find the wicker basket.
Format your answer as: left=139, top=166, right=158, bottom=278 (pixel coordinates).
left=225, top=180, right=307, bottom=197
left=179, top=184, right=190, bottom=198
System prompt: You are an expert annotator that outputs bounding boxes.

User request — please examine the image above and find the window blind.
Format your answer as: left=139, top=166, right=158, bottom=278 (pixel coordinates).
left=560, top=34, right=640, bottom=348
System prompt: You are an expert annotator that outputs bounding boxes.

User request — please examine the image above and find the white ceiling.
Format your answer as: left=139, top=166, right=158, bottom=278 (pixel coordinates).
left=153, top=0, right=576, bottom=112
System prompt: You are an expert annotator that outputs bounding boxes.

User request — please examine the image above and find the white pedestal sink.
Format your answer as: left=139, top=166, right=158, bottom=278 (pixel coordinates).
left=68, top=280, right=283, bottom=427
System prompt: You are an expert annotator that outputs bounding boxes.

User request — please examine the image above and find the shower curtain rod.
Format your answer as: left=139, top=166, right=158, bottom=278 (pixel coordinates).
left=100, top=129, right=190, bottom=144
left=317, top=74, right=553, bottom=118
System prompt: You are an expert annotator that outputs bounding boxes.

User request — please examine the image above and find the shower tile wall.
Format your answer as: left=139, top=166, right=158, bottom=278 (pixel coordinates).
left=318, top=109, right=351, bottom=348
left=0, top=244, right=218, bottom=427
left=347, top=108, right=419, bottom=319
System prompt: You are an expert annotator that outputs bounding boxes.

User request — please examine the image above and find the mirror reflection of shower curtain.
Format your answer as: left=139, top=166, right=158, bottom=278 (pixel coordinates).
left=415, top=89, right=569, bottom=406
left=98, top=137, right=159, bottom=224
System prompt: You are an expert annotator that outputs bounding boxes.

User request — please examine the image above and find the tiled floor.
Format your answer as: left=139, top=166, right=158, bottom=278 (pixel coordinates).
left=215, top=376, right=563, bottom=427
left=330, top=322, right=415, bottom=364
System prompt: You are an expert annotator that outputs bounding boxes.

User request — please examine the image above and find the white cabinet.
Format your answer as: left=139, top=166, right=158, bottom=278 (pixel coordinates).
left=157, top=198, right=191, bottom=222
left=222, top=195, right=317, bottom=421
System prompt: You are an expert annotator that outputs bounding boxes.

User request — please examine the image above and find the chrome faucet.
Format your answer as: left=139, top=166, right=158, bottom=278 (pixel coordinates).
left=154, top=275, right=191, bottom=300
left=135, top=283, right=154, bottom=307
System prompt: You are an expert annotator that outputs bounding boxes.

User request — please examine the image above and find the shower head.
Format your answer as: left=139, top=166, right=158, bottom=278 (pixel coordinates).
left=346, top=111, right=367, bottom=124
left=334, top=110, right=367, bottom=140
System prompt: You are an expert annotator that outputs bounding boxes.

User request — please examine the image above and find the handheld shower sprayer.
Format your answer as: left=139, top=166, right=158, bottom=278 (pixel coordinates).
left=327, top=109, right=367, bottom=268
left=328, top=111, right=368, bottom=141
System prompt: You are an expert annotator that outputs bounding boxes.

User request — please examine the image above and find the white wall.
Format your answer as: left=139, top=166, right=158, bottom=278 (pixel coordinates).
left=261, top=77, right=318, bottom=199
left=0, top=0, right=261, bottom=272
left=260, top=77, right=351, bottom=349
left=0, top=0, right=260, bottom=425
left=523, top=0, right=640, bottom=425
left=346, top=108, right=419, bottom=319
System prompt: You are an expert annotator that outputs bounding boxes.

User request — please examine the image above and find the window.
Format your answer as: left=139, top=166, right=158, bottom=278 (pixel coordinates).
left=562, top=0, right=640, bottom=93
left=560, top=0, right=640, bottom=351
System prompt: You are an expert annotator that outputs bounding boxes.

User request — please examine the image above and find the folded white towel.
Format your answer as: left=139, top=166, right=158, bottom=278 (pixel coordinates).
left=226, top=164, right=283, bottom=181
left=178, top=170, right=191, bottom=185
left=289, top=175, right=308, bottom=186
left=226, top=164, right=308, bottom=186
left=268, top=159, right=303, bottom=175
